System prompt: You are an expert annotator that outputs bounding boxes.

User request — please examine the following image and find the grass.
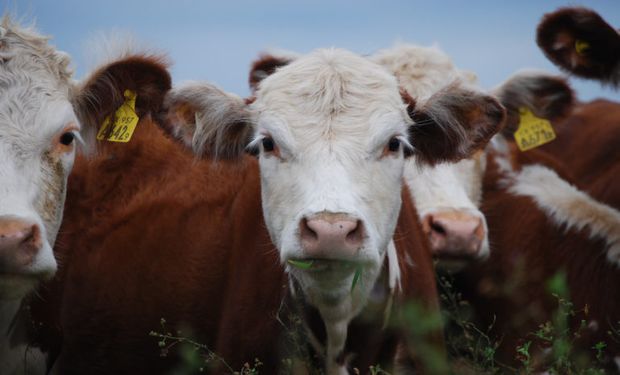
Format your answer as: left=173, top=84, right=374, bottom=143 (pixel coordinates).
left=438, top=270, right=616, bottom=374
left=149, top=271, right=617, bottom=374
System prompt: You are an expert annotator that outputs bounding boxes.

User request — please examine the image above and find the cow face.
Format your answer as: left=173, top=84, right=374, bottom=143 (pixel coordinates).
left=249, top=50, right=413, bottom=298
left=0, top=19, right=77, bottom=299
left=164, top=48, right=504, bottom=312
left=407, top=153, right=489, bottom=262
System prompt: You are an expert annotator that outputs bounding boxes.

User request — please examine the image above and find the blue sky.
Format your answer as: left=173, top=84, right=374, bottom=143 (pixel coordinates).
left=6, top=0, right=620, bottom=101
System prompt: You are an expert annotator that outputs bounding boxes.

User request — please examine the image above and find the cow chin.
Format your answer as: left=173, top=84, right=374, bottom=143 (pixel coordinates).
left=0, top=241, right=57, bottom=301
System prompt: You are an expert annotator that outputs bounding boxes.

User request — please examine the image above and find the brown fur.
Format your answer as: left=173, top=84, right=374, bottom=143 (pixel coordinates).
left=537, top=7, right=620, bottom=87
left=404, top=86, right=506, bottom=165
left=248, top=54, right=293, bottom=93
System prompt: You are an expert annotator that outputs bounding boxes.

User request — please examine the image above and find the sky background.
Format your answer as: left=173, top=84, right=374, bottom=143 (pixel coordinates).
left=5, top=0, right=620, bottom=101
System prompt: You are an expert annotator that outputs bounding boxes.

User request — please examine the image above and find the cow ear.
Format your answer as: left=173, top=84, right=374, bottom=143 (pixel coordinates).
left=162, top=82, right=253, bottom=160
left=537, top=7, right=620, bottom=87
left=404, top=86, right=505, bottom=164
left=248, top=51, right=297, bottom=93
left=73, top=54, right=172, bottom=151
left=492, top=72, right=574, bottom=136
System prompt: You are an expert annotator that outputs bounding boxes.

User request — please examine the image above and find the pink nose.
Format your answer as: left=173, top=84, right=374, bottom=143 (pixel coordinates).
left=300, top=213, right=364, bottom=258
left=422, top=211, right=485, bottom=258
left=0, top=217, right=42, bottom=272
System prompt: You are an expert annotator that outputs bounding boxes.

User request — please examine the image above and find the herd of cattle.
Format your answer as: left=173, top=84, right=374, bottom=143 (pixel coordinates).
left=0, top=5, right=619, bottom=375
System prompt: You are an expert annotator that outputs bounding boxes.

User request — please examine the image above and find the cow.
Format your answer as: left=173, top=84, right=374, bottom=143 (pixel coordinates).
left=162, top=48, right=505, bottom=374
left=537, top=6, right=620, bottom=89
left=0, top=17, right=79, bottom=375
left=27, top=47, right=505, bottom=375
left=362, top=43, right=620, bottom=367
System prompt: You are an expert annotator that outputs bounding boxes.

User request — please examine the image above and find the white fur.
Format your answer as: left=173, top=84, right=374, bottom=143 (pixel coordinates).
left=371, top=43, right=477, bottom=103
left=509, top=165, right=620, bottom=267
left=510, top=165, right=620, bottom=266
left=0, top=16, right=78, bottom=373
left=251, top=48, right=412, bottom=372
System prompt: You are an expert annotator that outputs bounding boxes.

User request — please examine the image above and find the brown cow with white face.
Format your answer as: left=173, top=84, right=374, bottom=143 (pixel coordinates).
left=537, top=6, right=620, bottom=88
left=166, top=48, right=504, bottom=373
left=0, top=17, right=79, bottom=374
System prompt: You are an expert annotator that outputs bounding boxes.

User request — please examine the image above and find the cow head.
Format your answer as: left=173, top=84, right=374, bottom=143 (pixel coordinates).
left=0, top=16, right=171, bottom=304
left=537, top=6, right=620, bottom=88
left=372, top=44, right=492, bottom=264
left=165, top=49, right=503, bottom=317
left=0, top=17, right=77, bottom=300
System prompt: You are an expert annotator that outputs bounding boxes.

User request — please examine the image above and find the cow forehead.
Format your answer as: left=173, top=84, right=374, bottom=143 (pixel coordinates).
left=252, top=49, right=410, bottom=144
left=0, top=86, right=76, bottom=154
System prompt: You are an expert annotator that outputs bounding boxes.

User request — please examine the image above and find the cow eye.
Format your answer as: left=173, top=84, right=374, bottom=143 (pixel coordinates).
left=387, top=137, right=400, bottom=152
left=59, top=132, right=75, bottom=146
left=262, top=137, right=275, bottom=152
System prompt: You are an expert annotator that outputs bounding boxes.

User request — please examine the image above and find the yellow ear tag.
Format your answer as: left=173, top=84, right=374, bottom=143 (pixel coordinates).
left=514, top=107, right=556, bottom=151
left=575, top=39, right=590, bottom=55
left=96, top=90, right=139, bottom=143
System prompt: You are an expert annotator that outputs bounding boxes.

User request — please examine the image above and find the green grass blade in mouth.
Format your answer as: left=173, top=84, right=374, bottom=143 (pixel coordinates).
left=287, top=259, right=314, bottom=270
left=351, top=266, right=363, bottom=292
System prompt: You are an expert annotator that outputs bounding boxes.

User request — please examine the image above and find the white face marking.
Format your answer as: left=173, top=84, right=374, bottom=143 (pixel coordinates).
left=0, top=19, right=77, bottom=300
left=251, top=50, right=411, bottom=295
left=405, top=152, right=490, bottom=259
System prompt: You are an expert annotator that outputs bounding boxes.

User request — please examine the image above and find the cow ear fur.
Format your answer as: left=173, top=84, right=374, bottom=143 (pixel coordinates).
left=403, top=85, right=505, bottom=165
left=73, top=54, right=172, bottom=151
left=492, top=72, right=575, bottom=136
left=162, top=83, right=253, bottom=160
left=248, top=52, right=297, bottom=93
left=537, top=6, right=620, bottom=87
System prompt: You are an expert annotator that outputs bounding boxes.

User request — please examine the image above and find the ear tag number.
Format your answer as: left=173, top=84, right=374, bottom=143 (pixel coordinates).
left=514, top=107, right=556, bottom=151
left=97, top=90, right=139, bottom=143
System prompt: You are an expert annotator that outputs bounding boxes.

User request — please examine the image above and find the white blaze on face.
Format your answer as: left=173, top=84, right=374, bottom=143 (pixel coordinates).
left=406, top=151, right=490, bottom=260
left=250, top=49, right=412, bottom=300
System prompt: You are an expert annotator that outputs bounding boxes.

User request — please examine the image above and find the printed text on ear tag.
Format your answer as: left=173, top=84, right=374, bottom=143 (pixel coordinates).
left=97, top=90, right=139, bottom=143
left=514, top=107, right=556, bottom=151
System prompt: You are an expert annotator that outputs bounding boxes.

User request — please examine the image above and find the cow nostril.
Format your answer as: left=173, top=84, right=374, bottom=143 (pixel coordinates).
left=430, top=220, right=447, bottom=236
left=300, top=217, right=318, bottom=242
left=345, top=220, right=364, bottom=245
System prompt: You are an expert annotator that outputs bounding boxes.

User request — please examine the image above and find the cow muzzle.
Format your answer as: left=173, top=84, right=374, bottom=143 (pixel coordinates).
left=0, top=216, right=45, bottom=276
left=422, top=209, right=487, bottom=262
left=299, top=212, right=365, bottom=260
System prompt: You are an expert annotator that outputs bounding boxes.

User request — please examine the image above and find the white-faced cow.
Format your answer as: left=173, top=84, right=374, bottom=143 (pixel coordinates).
left=165, top=48, right=504, bottom=373
left=0, top=17, right=79, bottom=375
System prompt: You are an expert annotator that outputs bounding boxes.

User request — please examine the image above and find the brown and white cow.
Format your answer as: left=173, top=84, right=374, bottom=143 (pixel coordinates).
left=0, top=17, right=80, bottom=374
left=164, top=48, right=504, bottom=373
left=537, top=6, right=620, bottom=89
left=27, top=47, right=505, bottom=374
left=362, top=42, right=620, bottom=367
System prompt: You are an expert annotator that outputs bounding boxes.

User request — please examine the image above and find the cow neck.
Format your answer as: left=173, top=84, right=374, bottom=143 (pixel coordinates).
left=284, top=255, right=395, bottom=371
left=0, top=298, right=46, bottom=373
